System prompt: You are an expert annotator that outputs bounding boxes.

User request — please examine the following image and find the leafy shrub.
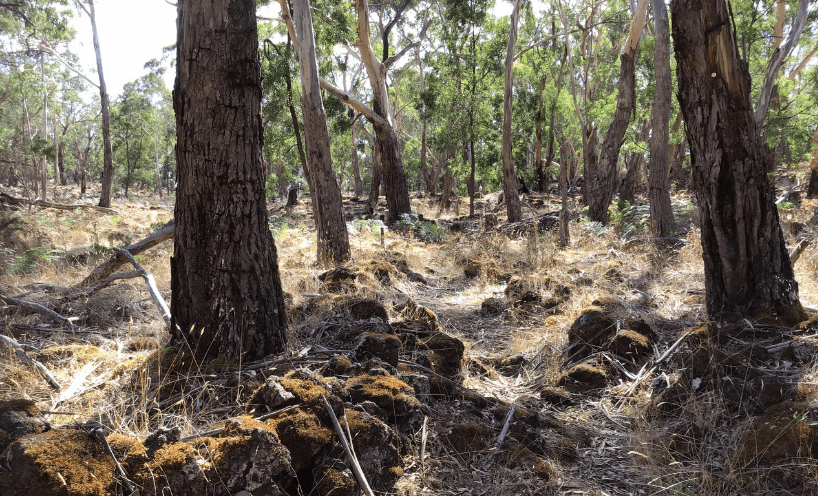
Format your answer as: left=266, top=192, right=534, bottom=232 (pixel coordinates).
left=6, top=247, right=62, bottom=275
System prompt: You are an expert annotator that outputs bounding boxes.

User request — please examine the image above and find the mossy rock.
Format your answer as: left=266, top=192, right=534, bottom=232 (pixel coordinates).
left=731, top=402, right=818, bottom=470
left=353, top=332, right=401, bottom=367
left=417, top=332, right=465, bottom=378
left=0, top=399, right=50, bottom=453
left=339, top=409, right=403, bottom=492
left=320, top=354, right=352, bottom=377
left=567, top=306, right=616, bottom=347
left=347, top=298, right=389, bottom=322
left=539, top=386, right=575, bottom=407
left=504, top=275, right=541, bottom=300
left=481, top=297, right=506, bottom=316
left=267, top=408, right=335, bottom=471
left=558, top=362, right=610, bottom=392
left=606, top=328, right=653, bottom=359
left=247, top=371, right=343, bottom=419
left=312, top=463, right=358, bottom=496
left=394, top=298, right=445, bottom=334
left=344, top=370, right=421, bottom=420
left=446, top=422, right=491, bottom=452
left=486, top=354, right=528, bottom=376
left=210, top=418, right=294, bottom=494
left=0, top=429, right=116, bottom=496
left=318, top=266, right=358, bottom=292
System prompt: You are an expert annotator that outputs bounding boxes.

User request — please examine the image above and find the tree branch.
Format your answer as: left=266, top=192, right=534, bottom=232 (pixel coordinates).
left=754, top=0, right=809, bottom=126
left=383, top=40, right=418, bottom=69
left=319, top=77, right=387, bottom=127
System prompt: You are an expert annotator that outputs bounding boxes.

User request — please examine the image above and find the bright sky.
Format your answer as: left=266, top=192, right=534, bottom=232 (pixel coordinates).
left=70, top=0, right=178, bottom=98
left=68, top=1, right=519, bottom=100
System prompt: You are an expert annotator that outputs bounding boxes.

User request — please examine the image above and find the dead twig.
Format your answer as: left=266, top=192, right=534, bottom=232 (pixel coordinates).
left=178, top=404, right=302, bottom=442
left=112, top=247, right=170, bottom=323
left=0, top=293, right=78, bottom=330
left=0, top=332, right=61, bottom=391
left=89, top=425, right=135, bottom=495
left=73, top=221, right=174, bottom=292
left=322, top=395, right=375, bottom=496
left=483, top=404, right=515, bottom=471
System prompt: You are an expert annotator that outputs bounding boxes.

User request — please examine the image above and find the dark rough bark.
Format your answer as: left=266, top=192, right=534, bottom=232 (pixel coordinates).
left=171, top=0, right=288, bottom=361
left=586, top=49, right=637, bottom=222
left=375, top=123, right=411, bottom=223
left=535, top=75, right=547, bottom=193
left=648, top=0, right=675, bottom=237
left=292, top=0, right=350, bottom=265
left=585, top=0, right=646, bottom=223
left=350, top=111, right=363, bottom=197
left=671, top=0, right=804, bottom=324
left=559, top=144, right=570, bottom=249
left=619, top=120, right=649, bottom=203
left=806, top=125, right=818, bottom=198
left=368, top=139, right=381, bottom=208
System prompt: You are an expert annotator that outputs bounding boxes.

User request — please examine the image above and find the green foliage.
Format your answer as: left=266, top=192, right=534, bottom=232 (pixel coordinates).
left=778, top=201, right=796, bottom=211
left=6, top=247, right=62, bottom=275
left=393, top=213, right=445, bottom=243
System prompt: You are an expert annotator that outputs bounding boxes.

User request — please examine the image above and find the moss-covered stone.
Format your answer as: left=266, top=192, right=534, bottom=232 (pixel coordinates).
left=267, top=408, right=334, bottom=471
left=344, top=371, right=420, bottom=419
left=353, top=332, right=401, bottom=367
left=0, top=429, right=116, bottom=496
left=446, top=422, right=490, bottom=452
left=731, top=402, right=818, bottom=470
left=0, top=399, right=49, bottom=454
left=558, top=362, right=610, bottom=392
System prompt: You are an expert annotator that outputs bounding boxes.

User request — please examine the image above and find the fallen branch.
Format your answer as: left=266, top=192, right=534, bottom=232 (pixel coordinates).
left=179, top=404, right=302, bottom=442
left=73, top=221, right=174, bottom=292
left=497, top=212, right=560, bottom=236
left=0, top=333, right=61, bottom=391
left=0, top=294, right=78, bottom=330
left=483, top=404, right=516, bottom=471
left=89, top=425, right=135, bottom=495
left=323, top=395, right=375, bottom=496
left=112, top=247, right=170, bottom=323
left=55, top=270, right=141, bottom=305
left=0, top=192, right=118, bottom=214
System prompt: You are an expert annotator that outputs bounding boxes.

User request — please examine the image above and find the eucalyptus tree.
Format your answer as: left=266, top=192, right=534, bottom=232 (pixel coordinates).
left=671, top=0, right=804, bottom=323
left=172, top=0, right=288, bottom=361
left=646, top=0, right=674, bottom=237
left=291, top=0, right=351, bottom=264
left=74, top=0, right=114, bottom=207
left=584, top=0, right=647, bottom=223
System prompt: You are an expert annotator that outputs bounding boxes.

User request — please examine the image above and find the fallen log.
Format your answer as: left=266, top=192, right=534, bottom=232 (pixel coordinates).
left=0, top=192, right=118, bottom=214
left=73, top=221, right=174, bottom=292
left=496, top=211, right=560, bottom=236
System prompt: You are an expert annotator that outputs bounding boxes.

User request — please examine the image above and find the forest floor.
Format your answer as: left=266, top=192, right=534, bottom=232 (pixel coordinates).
left=2, top=162, right=818, bottom=496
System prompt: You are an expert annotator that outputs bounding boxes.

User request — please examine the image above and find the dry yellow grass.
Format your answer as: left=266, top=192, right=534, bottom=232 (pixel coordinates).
left=3, top=170, right=818, bottom=495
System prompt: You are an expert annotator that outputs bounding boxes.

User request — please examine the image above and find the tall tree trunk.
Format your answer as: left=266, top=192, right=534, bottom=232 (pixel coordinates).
left=619, top=120, right=649, bottom=203
left=500, top=0, right=524, bottom=223
left=535, top=75, right=547, bottom=193
left=154, top=110, right=162, bottom=198
left=292, top=0, right=350, bottom=265
left=647, top=0, right=675, bottom=237
left=671, top=0, right=804, bottom=324
left=40, top=53, right=47, bottom=198
left=559, top=144, right=570, bottom=249
left=586, top=0, right=648, bottom=223
left=83, top=0, right=114, bottom=208
left=806, top=125, right=818, bottom=198
left=354, top=0, right=411, bottom=223
left=469, top=140, right=476, bottom=216
left=350, top=110, right=363, bottom=197
left=53, top=113, right=62, bottom=186
left=172, top=0, right=288, bottom=361
left=368, top=141, right=381, bottom=208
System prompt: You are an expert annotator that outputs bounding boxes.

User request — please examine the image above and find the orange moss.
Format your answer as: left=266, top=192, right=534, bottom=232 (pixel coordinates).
left=267, top=408, right=333, bottom=452
left=731, top=402, right=818, bottom=469
left=149, top=441, right=197, bottom=471
left=0, top=398, right=41, bottom=416
left=279, top=371, right=332, bottom=408
left=15, top=429, right=116, bottom=495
